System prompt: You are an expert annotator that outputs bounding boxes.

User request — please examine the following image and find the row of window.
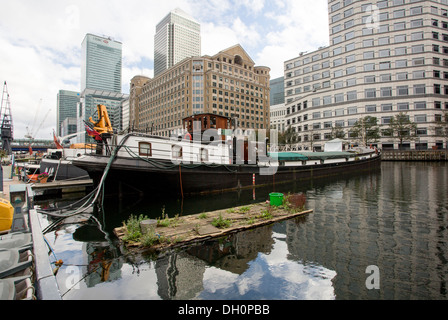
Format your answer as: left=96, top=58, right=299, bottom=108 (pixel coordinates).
left=299, top=83, right=448, bottom=106
left=287, top=101, right=447, bottom=123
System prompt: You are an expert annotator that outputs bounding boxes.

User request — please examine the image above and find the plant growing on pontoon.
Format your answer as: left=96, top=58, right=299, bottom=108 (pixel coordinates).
left=212, top=213, right=232, bottom=229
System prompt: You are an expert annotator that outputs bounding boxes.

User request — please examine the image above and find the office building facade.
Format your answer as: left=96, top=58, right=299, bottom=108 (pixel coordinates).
left=134, top=44, right=270, bottom=137
left=57, top=90, right=80, bottom=136
left=284, top=0, right=448, bottom=150
left=269, top=77, right=287, bottom=133
left=81, top=34, right=122, bottom=93
left=154, top=8, right=201, bottom=77
left=78, top=34, right=126, bottom=142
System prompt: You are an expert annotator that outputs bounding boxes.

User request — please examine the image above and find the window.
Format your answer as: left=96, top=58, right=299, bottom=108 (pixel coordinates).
left=394, top=9, right=405, bottom=18
left=381, top=116, right=391, bottom=124
left=379, top=12, right=389, bottom=21
left=335, top=108, right=344, bottom=116
left=334, top=58, right=343, bottom=67
left=365, top=88, right=376, bottom=98
left=394, top=22, right=406, bottom=30
left=395, top=47, right=407, bottom=55
left=416, top=128, right=427, bottom=136
left=345, top=31, right=355, bottom=40
left=364, top=51, right=374, bottom=59
left=334, top=120, right=344, bottom=128
left=379, top=49, right=390, bottom=57
left=398, top=103, right=409, bottom=111
left=364, top=63, right=375, bottom=71
left=413, top=70, right=425, bottom=79
left=347, top=91, right=357, bottom=101
left=172, top=145, right=183, bottom=159
left=380, top=61, right=391, bottom=70
left=365, top=75, right=376, bottom=83
left=347, top=78, right=356, bottom=86
left=381, top=87, right=392, bottom=97
left=411, top=19, right=423, bottom=28
left=379, top=25, right=389, bottom=33
left=346, top=66, right=356, bottom=75
left=382, top=104, right=393, bottom=111
left=412, top=57, right=425, bottom=66
left=380, top=74, right=392, bottom=82
left=139, top=142, right=152, bottom=156
left=411, top=32, right=424, bottom=41
left=414, top=114, right=427, bottom=122
left=397, top=86, right=409, bottom=96
left=334, top=80, right=343, bottom=89
left=346, top=54, right=356, bottom=63
left=395, top=34, right=406, bottom=43
left=378, top=37, right=390, bottom=45
left=396, top=72, right=408, bottom=80
left=415, top=101, right=426, bottom=109
left=366, top=105, right=377, bottom=112
left=363, top=39, right=374, bottom=47
left=412, top=45, right=424, bottom=53
left=410, top=6, right=423, bottom=15
left=335, top=93, right=344, bottom=102
left=348, top=106, right=358, bottom=114
left=414, top=85, right=426, bottom=95
left=200, top=148, right=209, bottom=162
left=396, top=59, right=407, bottom=68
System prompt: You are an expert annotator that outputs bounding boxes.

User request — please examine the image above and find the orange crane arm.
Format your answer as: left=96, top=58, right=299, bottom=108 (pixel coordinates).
left=89, top=104, right=113, bottom=135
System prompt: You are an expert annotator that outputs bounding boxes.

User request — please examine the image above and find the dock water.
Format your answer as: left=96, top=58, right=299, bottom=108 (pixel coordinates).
left=1, top=174, right=93, bottom=300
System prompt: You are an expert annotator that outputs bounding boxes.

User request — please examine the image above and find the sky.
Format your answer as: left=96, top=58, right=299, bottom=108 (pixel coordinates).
left=0, top=0, right=329, bottom=140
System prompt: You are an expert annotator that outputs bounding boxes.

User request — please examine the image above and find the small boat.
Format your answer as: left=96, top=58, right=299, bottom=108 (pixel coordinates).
left=72, top=106, right=381, bottom=197
left=39, top=145, right=91, bottom=181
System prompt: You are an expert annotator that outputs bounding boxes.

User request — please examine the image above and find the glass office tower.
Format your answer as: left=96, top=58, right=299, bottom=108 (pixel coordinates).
left=57, top=90, right=80, bottom=136
left=81, top=34, right=122, bottom=93
left=154, top=8, right=201, bottom=77
left=78, top=34, right=127, bottom=142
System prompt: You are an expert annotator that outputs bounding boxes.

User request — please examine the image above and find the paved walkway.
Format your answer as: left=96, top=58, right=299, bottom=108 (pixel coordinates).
left=1, top=175, right=25, bottom=201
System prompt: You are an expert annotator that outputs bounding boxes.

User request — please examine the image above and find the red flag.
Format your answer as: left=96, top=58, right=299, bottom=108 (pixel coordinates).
left=29, top=145, right=32, bottom=155
left=85, top=125, right=102, bottom=141
left=53, top=130, right=63, bottom=149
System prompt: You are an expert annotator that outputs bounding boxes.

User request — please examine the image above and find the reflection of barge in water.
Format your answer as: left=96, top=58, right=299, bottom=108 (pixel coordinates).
left=72, top=110, right=381, bottom=197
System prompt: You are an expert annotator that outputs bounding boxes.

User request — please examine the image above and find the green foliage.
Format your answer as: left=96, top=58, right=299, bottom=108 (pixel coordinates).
left=258, top=209, right=273, bottom=220
left=387, top=112, right=418, bottom=148
left=122, top=214, right=148, bottom=242
left=212, top=213, right=232, bottom=229
left=351, top=116, right=381, bottom=146
left=239, top=206, right=251, bottom=213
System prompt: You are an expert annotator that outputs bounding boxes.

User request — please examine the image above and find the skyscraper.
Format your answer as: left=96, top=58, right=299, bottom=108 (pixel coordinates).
left=57, top=90, right=80, bottom=136
left=284, top=0, right=448, bottom=151
left=78, top=34, right=127, bottom=142
left=154, top=8, right=201, bottom=77
left=81, top=34, right=122, bottom=93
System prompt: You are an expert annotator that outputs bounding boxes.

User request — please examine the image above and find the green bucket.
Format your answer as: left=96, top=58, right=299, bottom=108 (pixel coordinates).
left=269, top=193, right=284, bottom=206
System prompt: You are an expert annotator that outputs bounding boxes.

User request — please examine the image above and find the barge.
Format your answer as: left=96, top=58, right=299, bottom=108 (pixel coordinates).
left=72, top=106, right=381, bottom=197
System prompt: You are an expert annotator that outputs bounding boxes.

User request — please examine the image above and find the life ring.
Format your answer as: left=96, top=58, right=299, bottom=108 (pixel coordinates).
left=184, top=132, right=192, bottom=141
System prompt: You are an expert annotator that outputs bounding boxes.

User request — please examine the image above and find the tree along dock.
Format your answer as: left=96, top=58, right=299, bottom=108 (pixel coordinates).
left=114, top=201, right=313, bottom=253
left=382, top=150, right=447, bottom=161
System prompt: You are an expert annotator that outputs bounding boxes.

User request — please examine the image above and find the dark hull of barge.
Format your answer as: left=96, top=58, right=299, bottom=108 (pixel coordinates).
left=72, top=153, right=381, bottom=197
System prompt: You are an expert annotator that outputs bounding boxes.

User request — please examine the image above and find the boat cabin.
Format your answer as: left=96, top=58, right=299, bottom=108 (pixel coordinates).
left=183, top=114, right=231, bottom=134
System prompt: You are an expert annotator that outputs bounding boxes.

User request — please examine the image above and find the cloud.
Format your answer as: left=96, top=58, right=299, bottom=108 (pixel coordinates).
left=0, top=0, right=329, bottom=139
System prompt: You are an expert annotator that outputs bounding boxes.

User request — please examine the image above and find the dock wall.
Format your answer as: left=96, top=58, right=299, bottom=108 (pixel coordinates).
left=382, top=150, right=448, bottom=161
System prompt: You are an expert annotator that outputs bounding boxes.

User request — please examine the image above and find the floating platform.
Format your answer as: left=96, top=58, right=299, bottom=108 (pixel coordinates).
left=114, top=201, right=313, bottom=253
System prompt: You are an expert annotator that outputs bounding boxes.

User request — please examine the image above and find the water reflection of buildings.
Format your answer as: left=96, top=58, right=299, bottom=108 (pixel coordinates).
left=155, top=226, right=275, bottom=300
left=72, top=224, right=123, bottom=287
left=285, top=163, right=448, bottom=299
